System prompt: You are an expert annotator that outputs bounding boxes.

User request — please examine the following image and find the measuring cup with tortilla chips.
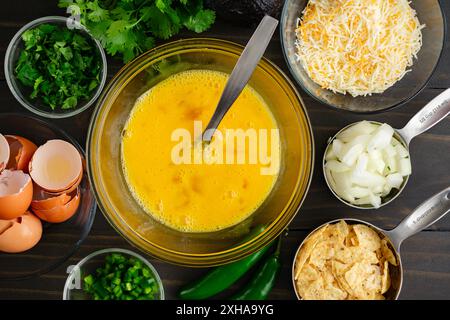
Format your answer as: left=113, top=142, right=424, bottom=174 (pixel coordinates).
left=292, top=186, right=450, bottom=300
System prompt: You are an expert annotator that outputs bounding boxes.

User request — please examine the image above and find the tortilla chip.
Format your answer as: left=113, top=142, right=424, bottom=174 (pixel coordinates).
left=295, top=225, right=328, bottom=279
left=331, top=260, right=354, bottom=295
left=381, top=259, right=391, bottom=294
left=295, top=263, right=320, bottom=298
left=345, top=229, right=359, bottom=247
left=309, top=240, right=335, bottom=270
left=323, top=282, right=348, bottom=300
left=303, top=278, right=325, bottom=300
left=381, top=238, right=398, bottom=266
left=345, top=262, right=382, bottom=299
left=332, top=220, right=349, bottom=244
left=352, top=224, right=381, bottom=251
left=334, top=245, right=379, bottom=265
left=373, top=293, right=386, bottom=300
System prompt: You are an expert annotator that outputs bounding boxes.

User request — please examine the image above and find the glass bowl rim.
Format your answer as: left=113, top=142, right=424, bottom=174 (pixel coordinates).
left=4, top=15, right=108, bottom=119
left=0, top=112, right=96, bottom=280
left=279, top=0, right=447, bottom=115
left=87, top=37, right=315, bottom=266
left=63, top=248, right=165, bottom=300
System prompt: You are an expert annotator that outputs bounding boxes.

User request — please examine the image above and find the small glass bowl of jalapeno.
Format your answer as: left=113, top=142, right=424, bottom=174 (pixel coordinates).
left=63, top=248, right=164, bottom=300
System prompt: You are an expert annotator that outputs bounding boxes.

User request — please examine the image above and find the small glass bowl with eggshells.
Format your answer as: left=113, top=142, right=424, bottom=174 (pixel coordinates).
left=0, top=113, right=96, bottom=280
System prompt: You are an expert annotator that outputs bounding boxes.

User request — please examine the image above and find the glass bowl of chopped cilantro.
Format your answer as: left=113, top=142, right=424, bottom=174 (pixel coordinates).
left=4, top=16, right=107, bottom=118
left=63, top=248, right=164, bottom=300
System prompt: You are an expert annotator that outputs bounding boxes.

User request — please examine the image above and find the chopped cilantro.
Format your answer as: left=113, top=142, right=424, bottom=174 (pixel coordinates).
left=14, top=24, right=102, bottom=111
left=59, top=0, right=216, bottom=63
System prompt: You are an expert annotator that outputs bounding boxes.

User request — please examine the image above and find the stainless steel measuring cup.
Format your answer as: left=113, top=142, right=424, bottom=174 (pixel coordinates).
left=292, top=186, right=450, bottom=300
left=323, top=88, right=450, bottom=209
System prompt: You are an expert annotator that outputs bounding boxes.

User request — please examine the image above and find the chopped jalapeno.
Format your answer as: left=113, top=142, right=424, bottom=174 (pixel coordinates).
left=83, top=253, right=160, bottom=300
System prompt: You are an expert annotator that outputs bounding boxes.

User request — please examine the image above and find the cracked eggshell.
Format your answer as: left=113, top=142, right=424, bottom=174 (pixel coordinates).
left=5, top=135, right=37, bottom=172
left=0, top=211, right=42, bottom=253
left=32, top=187, right=80, bottom=223
left=29, top=140, right=82, bottom=193
left=53, top=168, right=83, bottom=196
left=0, top=134, right=9, bottom=172
left=31, top=190, right=71, bottom=211
left=0, top=170, right=33, bottom=220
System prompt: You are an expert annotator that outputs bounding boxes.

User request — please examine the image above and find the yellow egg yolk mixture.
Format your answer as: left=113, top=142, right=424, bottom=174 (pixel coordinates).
left=121, top=70, right=280, bottom=232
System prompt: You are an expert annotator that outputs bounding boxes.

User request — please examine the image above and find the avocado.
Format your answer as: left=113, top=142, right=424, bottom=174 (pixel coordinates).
left=205, top=0, right=283, bottom=26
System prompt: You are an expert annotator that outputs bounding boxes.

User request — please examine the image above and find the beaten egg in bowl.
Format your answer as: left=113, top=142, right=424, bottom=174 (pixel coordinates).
left=121, top=70, right=280, bottom=232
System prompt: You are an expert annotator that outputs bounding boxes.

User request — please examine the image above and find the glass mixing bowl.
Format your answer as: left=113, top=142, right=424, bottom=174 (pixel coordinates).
left=87, top=38, right=314, bottom=267
left=280, top=0, right=446, bottom=113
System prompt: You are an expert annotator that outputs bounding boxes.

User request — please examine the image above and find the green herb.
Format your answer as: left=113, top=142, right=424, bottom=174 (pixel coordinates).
left=58, top=0, right=215, bottom=63
left=83, top=253, right=160, bottom=300
left=14, top=24, right=102, bottom=110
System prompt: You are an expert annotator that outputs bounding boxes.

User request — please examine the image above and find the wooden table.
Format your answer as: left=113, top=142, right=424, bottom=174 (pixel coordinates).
left=1, top=1, right=449, bottom=300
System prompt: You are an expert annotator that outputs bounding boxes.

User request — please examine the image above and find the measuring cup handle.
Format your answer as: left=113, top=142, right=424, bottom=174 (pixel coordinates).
left=388, top=187, right=450, bottom=251
left=398, top=89, right=450, bottom=145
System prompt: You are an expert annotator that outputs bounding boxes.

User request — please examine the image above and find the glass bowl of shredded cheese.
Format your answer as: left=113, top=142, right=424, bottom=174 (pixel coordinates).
left=280, top=0, right=446, bottom=113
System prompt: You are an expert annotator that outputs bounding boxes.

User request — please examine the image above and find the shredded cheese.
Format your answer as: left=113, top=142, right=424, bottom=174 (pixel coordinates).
left=295, top=0, right=425, bottom=97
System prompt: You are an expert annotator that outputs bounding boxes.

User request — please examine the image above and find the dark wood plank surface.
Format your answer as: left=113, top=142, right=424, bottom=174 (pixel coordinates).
left=0, top=0, right=449, bottom=300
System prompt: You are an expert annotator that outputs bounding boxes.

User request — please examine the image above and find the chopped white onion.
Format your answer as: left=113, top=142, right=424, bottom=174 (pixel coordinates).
left=325, top=160, right=351, bottom=173
left=399, top=158, right=412, bottom=176
left=395, top=144, right=409, bottom=158
left=336, top=121, right=378, bottom=142
left=368, top=149, right=385, bottom=174
left=387, top=173, right=404, bottom=189
left=385, top=154, right=398, bottom=173
left=353, top=153, right=369, bottom=176
left=352, top=171, right=386, bottom=188
left=325, top=147, right=336, bottom=161
left=383, top=143, right=397, bottom=158
left=367, top=123, right=395, bottom=152
left=348, top=186, right=370, bottom=198
left=369, top=193, right=382, bottom=208
left=340, top=144, right=364, bottom=167
left=324, top=122, right=412, bottom=207
left=332, top=139, right=344, bottom=159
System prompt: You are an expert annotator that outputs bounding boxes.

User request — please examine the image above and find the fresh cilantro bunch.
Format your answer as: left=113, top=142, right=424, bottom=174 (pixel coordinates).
left=15, top=24, right=102, bottom=110
left=59, top=0, right=216, bottom=63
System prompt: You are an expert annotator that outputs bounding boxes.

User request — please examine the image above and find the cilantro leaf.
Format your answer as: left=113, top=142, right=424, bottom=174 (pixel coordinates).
left=87, top=19, right=111, bottom=46
left=16, top=62, right=40, bottom=87
left=62, top=96, right=78, bottom=109
left=58, top=0, right=216, bottom=63
left=183, top=9, right=215, bottom=33
left=142, top=5, right=180, bottom=39
left=106, top=20, right=130, bottom=39
left=59, top=46, right=73, bottom=60
left=87, top=0, right=110, bottom=22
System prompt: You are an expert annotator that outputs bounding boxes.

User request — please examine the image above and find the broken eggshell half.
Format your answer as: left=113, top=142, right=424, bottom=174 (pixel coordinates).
left=0, top=211, right=42, bottom=253
left=5, top=135, right=37, bottom=172
left=60, top=168, right=83, bottom=195
left=29, top=139, right=82, bottom=193
left=32, top=187, right=81, bottom=223
left=0, top=134, right=9, bottom=172
left=0, top=170, right=33, bottom=220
